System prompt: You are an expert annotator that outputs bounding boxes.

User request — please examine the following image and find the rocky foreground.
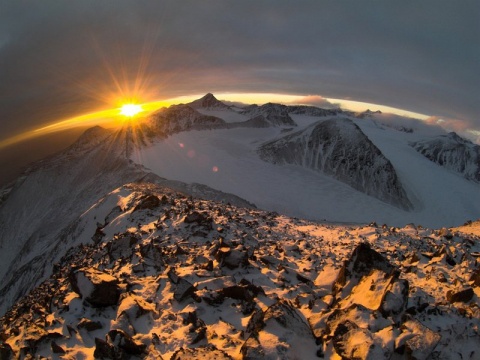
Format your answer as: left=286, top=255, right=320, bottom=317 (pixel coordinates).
left=0, top=183, right=479, bottom=359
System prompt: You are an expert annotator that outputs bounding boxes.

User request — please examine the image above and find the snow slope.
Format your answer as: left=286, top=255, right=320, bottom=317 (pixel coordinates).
left=131, top=107, right=480, bottom=227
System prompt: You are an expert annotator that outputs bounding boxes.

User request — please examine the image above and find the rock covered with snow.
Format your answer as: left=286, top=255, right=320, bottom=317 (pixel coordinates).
left=0, top=183, right=479, bottom=359
left=410, top=132, right=480, bottom=182
left=258, top=118, right=413, bottom=210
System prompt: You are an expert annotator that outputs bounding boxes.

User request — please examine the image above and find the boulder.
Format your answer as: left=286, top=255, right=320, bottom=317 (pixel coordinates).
left=397, top=319, right=441, bottom=360
left=108, top=329, right=146, bottom=355
left=446, top=288, right=474, bottom=303
left=93, top=337, right=118, bottom=359
left=133, top=194, right=161, bottom=212
left=69, top=268, right=120, bottom=307
left=174, top=278, right=196, bottom=302
left=242, top=300, right=317, bottom=359
left=77, top=318, right=103, bottom=331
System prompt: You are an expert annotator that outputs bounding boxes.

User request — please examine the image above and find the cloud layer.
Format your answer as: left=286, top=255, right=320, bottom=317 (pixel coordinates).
left=1, top=0, right=479, bottom=141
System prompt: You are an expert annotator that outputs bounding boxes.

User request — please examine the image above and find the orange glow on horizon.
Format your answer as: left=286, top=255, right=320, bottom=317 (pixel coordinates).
left=0, top=92, right=433, bottom=150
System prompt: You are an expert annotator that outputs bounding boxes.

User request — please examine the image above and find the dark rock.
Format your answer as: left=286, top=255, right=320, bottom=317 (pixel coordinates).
left=69, top=268, right=120, bottom=307
left=108, top=329, right=146, bottom=355
left=77, top=318, right=103, bottom=331
left=174, top=278, right=196, bottom=302
left=219, top=279, right=264, bottom=303
left=92, top=227, right=105, bottom=244
left=184, top=211, right=211, bottom=226
left=107, top=234, right=137, bottom=260
left=469, top=268, right=480, bottom=287
left=133, top=194, right=161, bottom=212
left=244, top=308, right=264, bottom=339
left=223, top=249, right=249, bottom=269
left=259, top=255, right=279, bottom=266
left=446, top=287, right=474, bottom=303
left=171, top=344, right=233, bottom=359
left=51, top=341, right=66, bottom=354
left=167, top=267, right=179, bottom=284
left=94, top=337, right=118, bottom=359
left=0, top=343, right=14, bottom=359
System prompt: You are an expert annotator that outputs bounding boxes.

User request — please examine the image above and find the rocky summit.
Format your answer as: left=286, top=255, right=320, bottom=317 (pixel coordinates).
left=0, top=182, right=479, bottom=359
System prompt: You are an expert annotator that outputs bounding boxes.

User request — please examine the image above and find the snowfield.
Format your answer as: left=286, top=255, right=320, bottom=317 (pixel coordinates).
left=132, top=109, right=480, bottom=228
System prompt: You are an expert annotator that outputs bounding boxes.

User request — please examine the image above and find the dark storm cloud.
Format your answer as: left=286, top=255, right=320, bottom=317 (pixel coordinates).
left=1, top=0, right=479, bottom=142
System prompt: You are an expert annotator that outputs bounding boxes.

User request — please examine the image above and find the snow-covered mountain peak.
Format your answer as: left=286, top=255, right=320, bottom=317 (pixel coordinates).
left=410, top=131, right=480, bottom=182
left=258, top=117, right=413, bottom=210
left=239, top=102, right=297, bottom=127
left=189, top=93, right=231, bottom=110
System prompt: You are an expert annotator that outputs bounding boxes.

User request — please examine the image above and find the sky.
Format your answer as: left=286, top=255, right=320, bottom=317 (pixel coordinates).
left=1, top=0, right=479, bottom=146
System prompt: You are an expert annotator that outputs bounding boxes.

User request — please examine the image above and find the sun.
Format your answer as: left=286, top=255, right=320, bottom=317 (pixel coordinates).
left=120, top=104, right=143, bottom=117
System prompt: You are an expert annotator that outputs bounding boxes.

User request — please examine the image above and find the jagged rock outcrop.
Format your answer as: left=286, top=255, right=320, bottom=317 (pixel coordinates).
left=259, top=118, right=412, bottom=209
left=410, top=132, right=480, bottom=182
left=239, top=103, right=297, bottom=127
left=287, top=105, right=342, bottom=117
left=146, top=104, right=226, bottom=137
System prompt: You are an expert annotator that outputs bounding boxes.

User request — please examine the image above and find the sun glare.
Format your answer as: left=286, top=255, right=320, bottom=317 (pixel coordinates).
left=120, top=104, right=143, bottom=117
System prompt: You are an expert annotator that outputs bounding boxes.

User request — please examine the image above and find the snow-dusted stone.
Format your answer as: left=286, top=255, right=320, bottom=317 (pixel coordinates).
left=242, top=299, right=317, bottom=359
left=332, top=243, right=397, bottom=300
left=446, top=287, right=474, bottom=303
left=107, top=234, right=138, bottom=260
left=69, top=268, right=120, bottom=307
left=397, top=319, right=441, bottom=359
left=140, top=241, right=164, bottom=269
left=116, top=293, right=158, bottom=327
left=339, top=268, right=395, bottom=311
left=174, top=278, right=196, bottom=302
left=325, top=304, right=383, bottom=338
left=332, top=320, right=377, bottom=360
left=171, top=344, right=233, bottom=359
left=380, top=278, right=409, bottom=317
